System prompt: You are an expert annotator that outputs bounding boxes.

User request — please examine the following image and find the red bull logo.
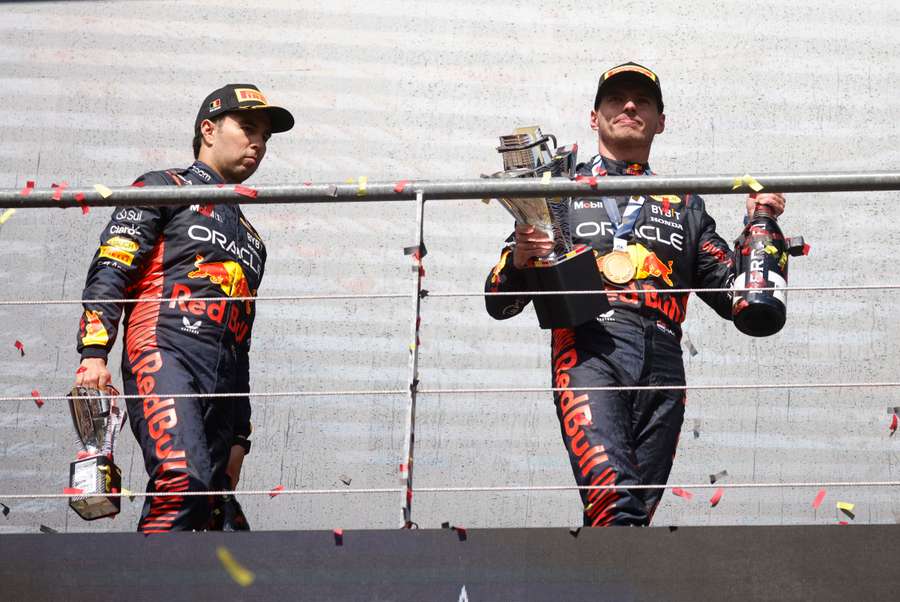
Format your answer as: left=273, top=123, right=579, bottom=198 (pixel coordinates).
left=628, top=243, right=674, bottom=286
left=80, top=310, right=109, bottom=347
left=187, top=255, right=253, bottom=313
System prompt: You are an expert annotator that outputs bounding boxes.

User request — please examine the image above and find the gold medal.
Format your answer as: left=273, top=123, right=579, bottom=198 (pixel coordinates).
left=601, top=250, right=635, bottom=284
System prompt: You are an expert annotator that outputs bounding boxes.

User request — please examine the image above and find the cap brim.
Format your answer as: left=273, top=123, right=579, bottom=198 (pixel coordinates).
left=242, top=105, right=295, bottom=133
left=595, top=72, right=663, bottom=109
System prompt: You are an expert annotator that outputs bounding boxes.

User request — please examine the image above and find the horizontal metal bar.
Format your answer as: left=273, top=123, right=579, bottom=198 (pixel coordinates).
left=4, top=171, right=900, bottom=208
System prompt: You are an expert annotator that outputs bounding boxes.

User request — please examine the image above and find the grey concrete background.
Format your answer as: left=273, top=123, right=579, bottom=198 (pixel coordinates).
left=1, top=0, right=898, bottom=533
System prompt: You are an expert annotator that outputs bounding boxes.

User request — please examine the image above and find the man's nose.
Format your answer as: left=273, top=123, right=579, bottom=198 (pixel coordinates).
left=623, top=98, right=638, bottom=112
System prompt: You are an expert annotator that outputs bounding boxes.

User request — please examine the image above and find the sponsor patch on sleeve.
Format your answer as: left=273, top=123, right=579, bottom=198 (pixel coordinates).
left=98, top=246, right=135, bottom=266
left=104, top=236, right=139, bottom=252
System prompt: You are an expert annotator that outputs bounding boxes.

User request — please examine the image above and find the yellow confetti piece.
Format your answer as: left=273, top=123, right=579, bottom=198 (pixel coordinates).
left=0, top=209, right=15, bottom=224
left=732, top=174, right=764, bottom=192
left=837, top=501, right=855, bottom=512
left=357, top=176, right=367, bottom=196
left=93, top=184, right=113, bottom=198
left=541, top=171, right=552, bottom=184
left=217, top=546, right=255, bottom=587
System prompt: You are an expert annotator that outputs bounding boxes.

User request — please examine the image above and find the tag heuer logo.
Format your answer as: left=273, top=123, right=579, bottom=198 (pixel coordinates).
left=209, top=98, right=222, bottom=112
left=181, top=317, right=202, bottom=334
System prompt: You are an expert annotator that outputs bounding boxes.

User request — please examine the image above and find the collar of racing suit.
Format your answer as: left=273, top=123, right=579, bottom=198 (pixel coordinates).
left=586, top=155, right=653, bottom=177
left=188, top=160, right=226, bottom=185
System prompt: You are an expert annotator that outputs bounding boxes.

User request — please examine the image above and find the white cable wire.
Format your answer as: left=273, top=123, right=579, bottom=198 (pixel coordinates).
left=3, top=480, right=898, bottom=500
left=10, top=381, right=900, bottom=403
left=4, top=282, right=900, bottom=306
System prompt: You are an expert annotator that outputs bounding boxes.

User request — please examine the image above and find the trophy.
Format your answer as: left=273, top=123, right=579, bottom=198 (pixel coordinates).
left=67, top=386, right=125, bottom=520
left=491, top=126, right=609, bottom=328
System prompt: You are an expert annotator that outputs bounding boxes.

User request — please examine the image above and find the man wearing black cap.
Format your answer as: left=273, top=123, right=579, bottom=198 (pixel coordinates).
left=485, top=63, right=786, bottom=526
left=74, top=84, right=294, bottom=532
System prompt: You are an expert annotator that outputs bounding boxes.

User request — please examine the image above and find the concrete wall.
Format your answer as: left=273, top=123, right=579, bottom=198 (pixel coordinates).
left=1, top=0, right=899, bottom=533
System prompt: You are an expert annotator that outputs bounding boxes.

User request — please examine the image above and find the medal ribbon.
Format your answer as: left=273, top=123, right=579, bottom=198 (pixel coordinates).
left=589, top=156, right=649, bottom=252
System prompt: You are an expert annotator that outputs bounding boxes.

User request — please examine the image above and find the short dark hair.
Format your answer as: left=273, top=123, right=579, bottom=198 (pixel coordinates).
left=192, top=115, right=225, bottom=159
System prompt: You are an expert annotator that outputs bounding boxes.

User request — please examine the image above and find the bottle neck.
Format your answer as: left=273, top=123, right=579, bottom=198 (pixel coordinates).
left=753, top=205, right=775, bottom=220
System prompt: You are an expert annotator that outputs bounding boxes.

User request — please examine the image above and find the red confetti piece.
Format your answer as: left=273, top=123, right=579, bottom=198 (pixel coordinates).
left=393, top=179, right=409, bottom=193
left=76, top=366, right=87, bottom=374
left=234, top=185, right=258, bottom=198
left=74, top=192, right=89, bottom=215
left=333, top=528, right=344, bottom=546
left=812, top=488, right=826, bottom=509
left=63, top=487, right=83, bottom=495
left=14, top=340, right=24, bottom=356
left=399, top=463, right=407, bottom=473
left=216, top=183, right=225, bottom=188
left=454, top=526, right=468, bottom=541
left=303, top=181, right=312, bottom=186
left=131, top=181, right=145, bottom=187
left=672, top=487, right=693, bottom=500
left=575, top=175, right=598, bottom=188
left=891, top=414, right=898, bottom=435
left=19, top=181, right=35, bottom=197
left=51, top=182, right=69, bottom=201
left=802, top=243, right=810, bottom=256
left=709, top=488, right=724, bottom=507
left=268, top=485, right=285, bottom=498
left=31, top=390, right=44, bottom=408
left=838, top=521, right=849, bottom=526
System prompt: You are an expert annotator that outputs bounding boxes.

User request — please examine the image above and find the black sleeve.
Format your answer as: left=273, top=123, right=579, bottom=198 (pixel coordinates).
left=76, top=172, right=171, bottom=361
left=484, top=237, right=532, bottom=320
left=232, top=347, right=252, bottom=454
left=691, top=195, right=737, bottom=321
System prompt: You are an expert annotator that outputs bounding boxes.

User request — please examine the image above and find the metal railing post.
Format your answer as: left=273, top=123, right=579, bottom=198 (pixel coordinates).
left=400, top=189, right=426, bottom=527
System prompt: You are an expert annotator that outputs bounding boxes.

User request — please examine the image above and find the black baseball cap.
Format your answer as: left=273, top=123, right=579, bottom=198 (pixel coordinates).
left=195, top=84, right=294, bottom=134
left=593, top=62, right=664, bottom=112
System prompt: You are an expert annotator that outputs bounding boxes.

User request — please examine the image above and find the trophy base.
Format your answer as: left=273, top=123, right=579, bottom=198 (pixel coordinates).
left=524, top=246, right=610, bottom=329
left=68, top=454, right=122, bottom=521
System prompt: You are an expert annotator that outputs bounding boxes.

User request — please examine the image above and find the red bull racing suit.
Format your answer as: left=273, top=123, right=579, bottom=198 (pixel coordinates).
left=485, top=156, right=735, bottom=526
left=77, top=161, right=266, bottom=532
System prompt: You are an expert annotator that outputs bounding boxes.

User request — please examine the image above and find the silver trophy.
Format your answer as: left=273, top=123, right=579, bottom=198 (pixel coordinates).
left=489, top=126, right=608, bottom=328
left=493, top=126, right=577, bottom=259
left=67, top=386, right=125, bottom=520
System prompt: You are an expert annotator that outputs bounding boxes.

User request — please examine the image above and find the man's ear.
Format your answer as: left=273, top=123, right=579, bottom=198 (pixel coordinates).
left=200, top=119, right=217, bottom=146
left=589, top=109, right=599, bottom=132
left=656, top=112, right=666, bottom=135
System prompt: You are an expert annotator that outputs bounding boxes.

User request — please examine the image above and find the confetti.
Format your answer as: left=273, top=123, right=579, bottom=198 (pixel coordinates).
left=39, top=525, right=58, bottom=534
left=1, top=502, right=9, bottom=517
left=339, top=475, right=352, bottom=486
left=836, top=501, right=855, bottom=512
left=93, top=184, right=113, bottom=198
left=731, top=174, right=764, bottom=192
left=709, top=470, right=728, bottom=484
left=51, top=181, right=69, bottom=201
left=303, top=181, right=312, bottom=186
left=333, top=528, right=344, bottom=546
left=234, top=185, right=258, bottom=199
left=575, top=175, right=598, bottom=188
left=709, top=488, right=724, bottom=507
left=122, top=487, right=135, bottom=502
left=31, top=390, right=44, bottom=408
left=74, top=192, right=89, bottom=215
left=812, top=488, right=826, bottom=509
left=63, top=487, right=84, bottom=495
left=682, top=333, right=698, bottom=357
left=891, top=413, right=898, bottom=436
left=568, top=527, right=582, bottom=538
left=671, top=487, right=693, bottom=500
left=19, top=181, right=35, bottom=196
left=399, top=463, right=407, bottom=474
left=0, top=209, right=16, bottom=224
left=541, top=171, right=552, bottom=184
left=14, top=340, right=24, bottom=356
left=356, top=176, right=367, bottom=196
left=131, top=181, right=145, bottom=187
left=393, top=179, right=408, bottom=193
left=216, top=546, right=255, bottom=587
left=455, top=526, right=467, bottom=541
left=268, top=485, right=285, bottom=498
left=838, top=520, right=849, bottom=526
left=76, top=366, right=87, bottom=374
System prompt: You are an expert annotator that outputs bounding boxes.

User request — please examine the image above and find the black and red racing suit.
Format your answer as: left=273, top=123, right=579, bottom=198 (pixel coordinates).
left=77, top=160, right=266, bottom=532
left=485, top=155, right=736, bottom=526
